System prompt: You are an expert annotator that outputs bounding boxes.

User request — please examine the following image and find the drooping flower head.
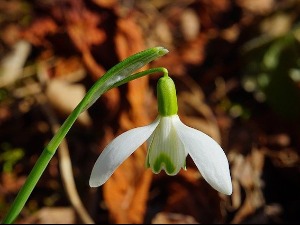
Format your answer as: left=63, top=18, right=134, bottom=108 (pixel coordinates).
left=90, top=74, right=232, bottom=195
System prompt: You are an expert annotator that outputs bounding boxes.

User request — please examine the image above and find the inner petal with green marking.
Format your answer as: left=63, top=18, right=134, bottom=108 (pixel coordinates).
left=153, top=152, right=175, bottom=174
left=146, top=115, right=186, bottom=175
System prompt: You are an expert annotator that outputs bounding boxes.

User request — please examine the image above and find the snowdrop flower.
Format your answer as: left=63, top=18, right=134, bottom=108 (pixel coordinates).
left=90, top=74, right=232, bottom=195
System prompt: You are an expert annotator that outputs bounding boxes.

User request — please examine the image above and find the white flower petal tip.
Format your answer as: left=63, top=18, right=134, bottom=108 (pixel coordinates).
left=221, top=179, right=233, bottom=195
left=174, top=116, right=232, bottom=195
left=89, top=179, right=100, bottom=188
left=89, top=118, right=160, bottom=187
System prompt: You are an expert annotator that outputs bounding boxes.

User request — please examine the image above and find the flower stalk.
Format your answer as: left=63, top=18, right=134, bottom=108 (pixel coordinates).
left=2, top=47, right=168, bottom=224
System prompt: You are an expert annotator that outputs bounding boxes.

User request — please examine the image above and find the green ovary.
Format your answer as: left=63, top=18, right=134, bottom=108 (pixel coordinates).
left=153, top=153, right=176, bottom=175
left=157, top=75, right=178, bottom=116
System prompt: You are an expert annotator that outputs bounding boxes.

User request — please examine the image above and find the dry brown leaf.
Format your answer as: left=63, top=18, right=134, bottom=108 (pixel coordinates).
left=228, top=148, right=265, bottom=223
left=180, top=35, right=207, bottom=67
left=0, top=40, right=31, bottom=88
left=66, top=1, right=106, bottom=52
left=151, top=51, right=187, bottom=77
left=22, top=17, right=58, bottom=47
left=0, top=106, right=11, bottom=124
left=177, top=75, right=221, bottom=143
left=82, top=50, right=106, bottom=79
left=260, top=13, right=293, bottom=38
left=52, top=56, right=85, bottom=81
left=153, top=19, right=174, bottom=47
left=21, top=207, right=76, bottom=224
left=103, top=154, right=153, bottom=223
left=155, top=174, right=223, bottom=223
left=96, top=88, right=121, bottom=122
left=102, top=16, right=153, bottom=224
left=195, top=0, right=232, bottom=30
left=236, top=0, right=275, bottom=15
left=0, top=24, right=21, bottom=46
left=180, top=8, right=200, bottom=42
left=152, top=212, right=199, bottom=224
left=115, top=18, right=145, bottom=62
left=0, top=172, right=26, bottom=194
left=92, top=0, right=118, bottom=9
left=46, top=79, right=92, bottom=126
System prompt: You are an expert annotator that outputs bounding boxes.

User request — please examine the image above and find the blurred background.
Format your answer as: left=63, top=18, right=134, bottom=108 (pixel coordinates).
left=1, top=0, right=300, bottom=223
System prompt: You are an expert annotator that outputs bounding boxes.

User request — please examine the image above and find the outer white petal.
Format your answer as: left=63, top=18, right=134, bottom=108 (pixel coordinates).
left=89, top=117, right=160, bottom=187
left=174, top=116, right=232, bottom=195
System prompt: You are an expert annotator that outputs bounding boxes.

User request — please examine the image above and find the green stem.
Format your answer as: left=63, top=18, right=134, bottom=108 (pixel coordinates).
left=2, top=151, right=53, bottom=224
left=112, top=67, right=168, bottom=88
left=2, top=99, right=83, bottom=224
left=2, top=63, right=168, bottom=223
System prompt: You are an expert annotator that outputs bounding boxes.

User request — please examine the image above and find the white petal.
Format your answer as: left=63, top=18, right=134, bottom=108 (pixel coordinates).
left=146, top=116, right=186, bottom=175
left=89, top=117, right=160, bottom=187
left=174, top=117, right=232, bottom=195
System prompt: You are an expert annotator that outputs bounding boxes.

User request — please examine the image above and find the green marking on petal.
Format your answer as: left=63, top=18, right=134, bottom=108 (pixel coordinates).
left=153, top=153, right=176, bottom=175
left=146, top=153, right=150, bottom=168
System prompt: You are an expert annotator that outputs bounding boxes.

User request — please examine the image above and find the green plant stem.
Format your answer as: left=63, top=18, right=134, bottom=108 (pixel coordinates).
left=112, top=67, right=168, bottom=88
left=2, top=66, right=168, bottom=224
left=2, top=108, right=80, bottom=224
left=2, top=151, right=52, bottom=224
